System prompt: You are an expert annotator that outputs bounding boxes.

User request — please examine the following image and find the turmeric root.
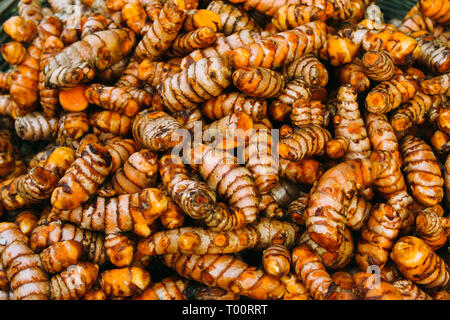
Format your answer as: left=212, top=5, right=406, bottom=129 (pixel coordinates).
left=14, top=210, right=38, bottom=235
left=134, top=0, right=186, bottom=62
left=349, top=28, right=421, bottom=65
left=182, top=9, right=222, bottom=32
left=192, top=284, right=239, bottom=300
left=137, top=60, right=181, bottom=89
left=206, top=1, right=261, bottom=35
left=390, top=91, right=439, bottom=132
left=159, top=195, right=185, bottom=230
left=116, top=58, right=153, bottom=108
left=55, top=112, right=90, bottom=148
left=370, top=151, right=415, bottom=231
left=244, top=124, right=279, bottom=193
left=392, top=279, right=432, bottom=300
left=132, top=110, right=183, bottom=152
left=0, top=166, right=58, bottom=211
left=98, top=149, right=158, bottom=197
left=269, top=79, right=311, bottom=122
left=233, top=67, right=285, bottom=98
left=139, top=215, right=299, bottom=256
left=168, top=27, right=217, bottom=57
left=272, top=4, right=327, bottom=32
left=339, top=58, right=370, bottom=92
left=287, top=192, right=308, bottom=225
left=122, top=2, right=148, bottom=35
left=251, top=217, right=300, bottom=249
left=290, top=99, right=325, bottom=128
left=44, top=29, right=135, bottom=88
left=416, top=36, right=450, bottom=74
left=400, top=135, right=444, bottom=207
left=55, top=188, right=168, bottom=238
left=9, top=38, right=42, bottom=111
left=229, top=21, right=327, bottom=70
left=1, top=42, right=27, bottom=65
left=332, top=85, right=371, bottom=160
left=365, top=74, right=418, bottom=114
left=100, top=267, right=151, bottom=298
left=160, top=154, right=245, bottom=231
left=353, top=272, right=402, bottom=300
left=203, top=111, right=253, bottom=150
left=438, top=108, right=450, bottom=134
left=259, top=194, right=285, bottom=219
left=40, top=240, right=83, bottom=273
left=321, top=34, right=360, bottom=66
left=262, top=244, right=291, bottom=278
left=304, top=157, right=380, bottom=255
left=415, top=209, right=449, bottom=250
left=418, top=0, right=450, bottom=26
left=291, top=244, right=333, bottom=300
left=49, top=262, right=98, bottom=300
left=141, top=0, right=164, bottom=21
left=39, top=36, right=64, bottom=117
left=104, top=233, right=135, bottom=267
left=362, top=50, right=395, bottom=82
left=0, top=130, right=15, bottom=178
left=2, top=16, right=37, bottom=43
left=282, top=54, right=328, bottom=87
left=431, top=290, right=450, bottom=300
left=227, top=0, right=311, bottom=17
left=355, top=203, right=401, bottom=271
left=445, top=154, right=450, bottom=207
left=180, top=30, right=264, bottom=69
left=85, top=84, right=140, bottom=117
left=365, top=113, right=402, bottom=166
left=173, top=108, right=205, bottom=132
left=189, top=143, right=260, bottom=224
left=0, top=71, right=13, bottom=93
left=138, top=225, right=259, bottom=256
left=278, top=125, right=332, bottom=162
left=29, top=222, right=107, bottom=266
left=202, top=92, right=267, bottom=122
left=50, top=143, right=112, bottom=210
left=328, top=271, right=357, bottom=300
left=133, top=276, right=188, bottom=300
left=280, top=273, right=310, bottom=300
left=80, top=13, right=111, bottom=39
left=90, top=111, right=132, bottom=137
left=391, top=236, right=450, bottom=289
left=279, top=158, right=323, bottom=185
left=18, top=0, right=43, bottom=26
left=420, top=73, right=450, bottom=96
left=398, top=11, right=435, bottom=35
left=158, top=57, right=232, bottom=113
left=14, top=112, right=58, bottom=141
left=164, top=253, right=286, bottom=300
left=0, top=223, right=49, bottom=300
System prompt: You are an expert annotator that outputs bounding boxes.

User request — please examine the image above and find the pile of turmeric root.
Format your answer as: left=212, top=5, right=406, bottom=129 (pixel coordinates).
left=0, top=0, right=448, bottom=300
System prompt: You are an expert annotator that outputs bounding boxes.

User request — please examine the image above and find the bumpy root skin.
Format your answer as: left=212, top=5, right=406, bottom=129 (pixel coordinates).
left=100, top=267, right=151, bottom=298
left=400, top=135, right=444, bottom=207
left=51, top=143, right=112, bottom=211
left=40, top=240, right=83, bottom=274
left=164, top=253, right=286, bottom=300
left=353, top=272, right=402, bottom=300
left=262, top=244, right=291, bottom=278
left=391, top=236, right=450, bottom=290
left=291, top=245, right=333, bottom=300
left=355, top=204, right=401, bottom=271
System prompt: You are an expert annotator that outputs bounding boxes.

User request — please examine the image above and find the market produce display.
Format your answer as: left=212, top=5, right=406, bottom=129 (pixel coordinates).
left=0, top=0, right=448, bottom=300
